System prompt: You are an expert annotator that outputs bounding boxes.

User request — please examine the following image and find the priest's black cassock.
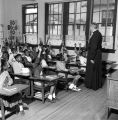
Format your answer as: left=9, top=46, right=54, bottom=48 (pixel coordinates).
left=85, top=30, right=102, bottom=90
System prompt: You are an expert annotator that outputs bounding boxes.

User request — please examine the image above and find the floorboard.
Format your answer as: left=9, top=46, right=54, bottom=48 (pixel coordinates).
left=6, top=81, right=118, bottom=120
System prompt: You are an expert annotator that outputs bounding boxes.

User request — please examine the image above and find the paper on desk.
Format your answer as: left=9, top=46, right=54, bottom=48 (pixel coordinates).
left=2, top=87, right=17, bottom=92
left=45, top=75, right=58, bottom=79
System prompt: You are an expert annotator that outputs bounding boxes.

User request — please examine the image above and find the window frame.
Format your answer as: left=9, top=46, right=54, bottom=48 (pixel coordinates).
left=92, top=0, right=117, bottom=52
left=45, top=0, right=117, bottom=53
left=22, top=3, right=38, bottom=43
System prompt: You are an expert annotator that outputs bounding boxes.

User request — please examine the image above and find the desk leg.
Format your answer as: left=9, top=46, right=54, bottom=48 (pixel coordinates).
left=0, top=98, right=5, bottom=120
left=42, top=82, right=45, bottom=103
left=26, top=80, right=34, bottom=98
left=65, top=73, right=68, bottom=91
left=107, top=107, right=111, bottom=119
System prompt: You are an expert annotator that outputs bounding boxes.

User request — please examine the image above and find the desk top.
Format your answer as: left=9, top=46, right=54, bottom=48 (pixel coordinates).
left=108, top=69, right=118, bottom=81
left=12, top=73, right=62, bottom=82
left=0, top=84, right=28, bottom=96
left=29, top=75, right=63, bottom=82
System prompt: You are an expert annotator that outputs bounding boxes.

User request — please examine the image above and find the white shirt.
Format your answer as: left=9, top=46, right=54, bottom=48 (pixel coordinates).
left=9, top=53, right=16, bottom=65
left=79, top=56, right=87, bottom=66
left=12, top=61, right=24, bottom=74
left=0, top=71, right=13, bottom=89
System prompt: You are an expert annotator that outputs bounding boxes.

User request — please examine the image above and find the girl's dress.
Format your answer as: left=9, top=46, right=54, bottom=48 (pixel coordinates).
left=0, top=71, right=22, bottom=108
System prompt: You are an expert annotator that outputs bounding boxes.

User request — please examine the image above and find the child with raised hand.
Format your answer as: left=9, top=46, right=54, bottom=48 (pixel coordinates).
left=0, top=59, right=25, bottom=114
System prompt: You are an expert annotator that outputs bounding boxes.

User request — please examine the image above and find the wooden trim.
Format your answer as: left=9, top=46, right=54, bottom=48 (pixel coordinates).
left=63, top=2, right=69, bottom=45
left=113, top=0, right=118, bottom=50
left=86, top=0, right=93, bottom=48
left=45, top=3, right=49, bottom=44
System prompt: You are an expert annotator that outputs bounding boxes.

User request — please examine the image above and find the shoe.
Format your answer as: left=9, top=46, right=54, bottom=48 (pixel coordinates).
left=23, top=103, right=29, bottom=110
left=47, top=94, right=53, bottom=100
left=69, top=83, right=74, bottom=89
left=72, top=86, right=81, bottom=92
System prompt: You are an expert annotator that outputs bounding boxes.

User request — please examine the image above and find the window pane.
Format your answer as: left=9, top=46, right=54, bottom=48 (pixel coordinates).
left=93, top=12, right=100, bottom=23
left=80, top=25, right=86, bottom=36
left=93, top=0, right=100, bottom=12
left=53, top=15, right=59, bottom=24
left=34, top=25, right=37, bottom=33
left=59, top=15, right=62, bottom=24
left=50, top=16, right=54, bottom=23
left=49, top=5, right=51, bottom=14
left=81, top=13, right=86, bottom=23
left=53, top=25, right=57, bottom=35
left=76, top=2, right=81, bottom=13
left=50, top=5, right=53, bottom=14
left=30, top=15, right=34, bottom=23
left=59, top=4, right=62, bottom=14
left=76, top=14, right=80, bottom=24
left=34, top=14, right=37, bottom=22
left=69, top=14, right=74, bottom=23
left=54, top=4, right=59, bottom=13
left=101, top=0, right=107, bottom=11
left=25, top=26, right=29, bottom=33
left=75, top=25, right=80, bottom=36
left=58, top=25, right=62, bottom=35
left=81, top=1, right=87, bottom=13
left=26, top=15, right=30, bottom=25
left=26, top=8, right=37, bottom=14
left=68, top=25, right=73, bottom=35
left=69, top=3, right=75, bottom=13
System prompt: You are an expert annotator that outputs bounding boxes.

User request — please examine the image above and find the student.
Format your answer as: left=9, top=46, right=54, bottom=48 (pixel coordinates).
left=8, top=47, right=16, bottom=66
left=33, top=53, right=56, bottom=102
left=0, top=59, right=25, bottom=114
left=56, top=57, right=81, bottom=91
left=23, top=49, right=32, bottom=63
left=12, top=54, right=29, bottom=84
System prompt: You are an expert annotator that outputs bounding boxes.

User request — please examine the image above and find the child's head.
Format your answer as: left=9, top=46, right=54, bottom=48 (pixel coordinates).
left=15, top=54, right=22, bottom=62
left=11, top=47, right=17, bottom=54
left=2, top=52, right=9, bottom=61
left=24, top=49, right=29, bottom=56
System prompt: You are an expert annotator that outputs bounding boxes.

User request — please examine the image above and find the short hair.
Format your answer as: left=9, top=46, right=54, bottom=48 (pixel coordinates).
left=91, top=22, right=98, bottom=29
left=14, top=54, right=22, bottom=59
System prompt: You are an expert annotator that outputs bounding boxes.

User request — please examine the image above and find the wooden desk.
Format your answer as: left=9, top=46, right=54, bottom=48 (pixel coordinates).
left=107, top=69, right=118, bottom=118
left=12, top=73, right=62, bottom=103
left=0, top=84, right=28, bottom=120
left=43, top=66, right=85, bottom=90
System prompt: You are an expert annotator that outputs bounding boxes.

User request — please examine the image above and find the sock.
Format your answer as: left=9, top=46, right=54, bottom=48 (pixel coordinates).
left=48, top=94, right=52, bottom=100
left=52, top=93, right=56, bottom=98
left=19, top=105, right=23, bottom=111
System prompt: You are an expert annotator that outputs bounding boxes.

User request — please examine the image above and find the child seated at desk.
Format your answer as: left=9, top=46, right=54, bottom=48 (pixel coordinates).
left=0, top=59, right=25, bottom=114
left=33, top=53, right=56, bottom=102
left=56, top=57, right=82, bottom=91
left=12, top=54, right=30, bottom=84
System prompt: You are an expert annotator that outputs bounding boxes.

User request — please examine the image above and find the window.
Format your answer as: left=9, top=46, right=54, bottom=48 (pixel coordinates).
left=92, top=0, right=116, bottom=49
left=22, top=4, right=38, bottom=44
left=67, top=1, right=87, bottom=43
left=45, top=1, right=87, bottom=47
left=102, top=10, right=114, bottom=26
left=48, top=3, right=63, bottom=39
left=45, top=0, right=117, bottom=51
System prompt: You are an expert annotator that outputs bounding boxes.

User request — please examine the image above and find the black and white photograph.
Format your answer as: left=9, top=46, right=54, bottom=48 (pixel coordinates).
left=0, top=0, right=118, bottom=120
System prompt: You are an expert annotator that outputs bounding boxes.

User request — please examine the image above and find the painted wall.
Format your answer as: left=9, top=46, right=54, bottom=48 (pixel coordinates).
left=3, top=0, right=118, bottom=61
left=0, top=0, right=4, bottom=24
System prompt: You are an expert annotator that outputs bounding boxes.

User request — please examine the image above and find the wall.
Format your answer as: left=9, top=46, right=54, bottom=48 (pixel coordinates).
left=3, top=0, right=118, bottom=61
left=0, top=0, right=4, bottom=24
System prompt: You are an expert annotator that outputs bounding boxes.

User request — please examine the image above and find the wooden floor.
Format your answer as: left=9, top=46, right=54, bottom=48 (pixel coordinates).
left=5, top=81, right=118, bottom=120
